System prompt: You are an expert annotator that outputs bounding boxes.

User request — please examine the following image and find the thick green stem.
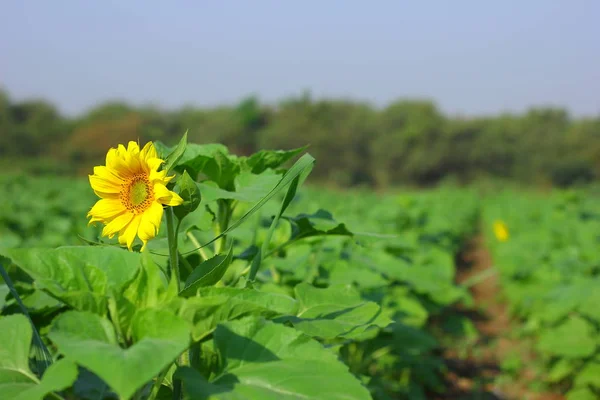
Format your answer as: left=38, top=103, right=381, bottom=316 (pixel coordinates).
left=166, top=207, right=180, bottom=292
left=166, top=207, right=183, bottom=400
left=147, top=363, right=172, bottom=400
left=215, top=200, right=232, bottom=254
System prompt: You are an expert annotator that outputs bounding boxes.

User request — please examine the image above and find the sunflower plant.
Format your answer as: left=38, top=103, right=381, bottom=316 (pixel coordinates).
left=0, top=133, right=390, bottom=400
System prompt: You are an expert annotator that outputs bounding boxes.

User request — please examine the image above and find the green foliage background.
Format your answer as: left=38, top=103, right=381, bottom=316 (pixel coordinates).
left=1, top=89, right=598, bottom=187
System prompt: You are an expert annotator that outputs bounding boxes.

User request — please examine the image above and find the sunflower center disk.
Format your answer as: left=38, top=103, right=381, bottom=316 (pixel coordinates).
left=121, top=175, right=153, bottom=213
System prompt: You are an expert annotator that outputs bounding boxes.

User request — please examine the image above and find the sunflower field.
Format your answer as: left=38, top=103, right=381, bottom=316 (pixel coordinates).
left=483, top=191, right=600, bottom=399
left=0, top=134, right=599, bottom=400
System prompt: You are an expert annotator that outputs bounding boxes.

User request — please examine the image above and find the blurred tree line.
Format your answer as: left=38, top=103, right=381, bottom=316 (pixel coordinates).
left=0, top=89, right=598, bottom=187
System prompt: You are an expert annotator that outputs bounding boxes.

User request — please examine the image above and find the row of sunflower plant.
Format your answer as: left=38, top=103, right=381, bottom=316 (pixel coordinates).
left=0, top=174, right=100, bottom=248
left=0, top=132, right=479, bottom=400
left=253, top=186, right=481, bottom=399
left=484, top=191, right=600, bottom=400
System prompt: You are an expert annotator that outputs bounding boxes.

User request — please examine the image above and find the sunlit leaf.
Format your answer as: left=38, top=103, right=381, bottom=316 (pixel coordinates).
left=49, top=309, right=190, bottom=400
left=0, top=246, right=141, bottom=314
left=180, top=247, right=234, bottom=297
left=281, top=283, right=393, bottom=339
left=175, top=317, right=371, bottom=400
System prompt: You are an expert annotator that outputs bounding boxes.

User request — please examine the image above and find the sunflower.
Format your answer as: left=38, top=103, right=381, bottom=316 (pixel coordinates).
left=493, top=220, right=509, bottom=242
left=87, top=141, right=183, bottom=250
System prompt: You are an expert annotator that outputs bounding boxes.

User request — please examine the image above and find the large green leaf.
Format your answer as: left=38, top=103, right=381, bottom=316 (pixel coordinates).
left=180, top=247, right=234, bottom=297
left=356, top=248, right=465, bottom=306
left=174, top=144, right=240, bottom=189
left=8, top=359, right=78, bottom=400
left=233, top=169, right=284, bottom=203
left=49, top=309, right=190, bottom=400
left=0, top=229, right=21, bottom=249
left=326, top=259, right=388, bottom=290
left=176, top=317, right=371, bottom=400
left=176, top=287, right=298, bottom=341
left=161, top=130, right=188, bottom=173
left=382, top=287, right=429, bottom=327
left=578, top=287, right=600, bottom=323
left=109, top=252, right=178, bottom=340
left=248, top=155, right=314, bottom=281
left=196, top=181, right=250, bottom=204
left=284, top=209, right=354, bottom=241
left=178, top=206, right=214, bottom=234
left=0, top=265, right=53, bottom=373
left=538, top=280, right=592, bottom=324
left=179, top=153, right=315, bottom=255
left=283, top=283, right=392, bottom=339
left=391, top=323, right=438, bottom=353
left=0, top=315, right=38, bottom=386
left=249, top=174, right=301, bottom=281
left=537, top=316, right=597, bottom=359
left=269, top=243, right=316, bottom=281
left=0, top=315, right=78, bottom=400
left=174, top=169, right=201, bottom=220
left=0, top=284, right=8, bottom=309
left=199, top=287, right=298, bottom=314
left=213, top=317, right=341, bottom=367
left=566, top=387, right=597, bottom=400
left=0, top=246, right=141, bottom=314
left=574, top=360, right=600, bottom=389
left=547, top=358, right=577, bottom=383
left=16, top=286, right=62, bottom=313
left=123, top=252, right=176, bottom=309
left=242, top=147, right=306, bottom=174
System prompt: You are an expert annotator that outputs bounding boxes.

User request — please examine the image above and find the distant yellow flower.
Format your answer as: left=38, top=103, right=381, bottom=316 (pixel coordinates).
left=87, top=141, right=183, bottom=251
left=493, top=220, right=509, bottom=242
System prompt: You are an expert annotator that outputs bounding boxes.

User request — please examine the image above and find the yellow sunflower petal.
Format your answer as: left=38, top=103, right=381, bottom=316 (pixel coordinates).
left=93, top=166, right=124, bottom=185
left=117, top=144, right=128, bottom=156
left=102, top=212, right=134, bottom=239
left=113, top=144, right=138, bottom=174
left=105, top=147, right=133, bottom=177
left=106, top=148, right=119, bottom=169
left=138, top=215, right=157, bottom=244
left=153, top=182, right=171, bottom=198
left=162, top=174, right=175, bottom=183
left=92, top=190, right=120, bottom=200
left=127, top=141, right=140, bottom=155
left=89, top=175, right=122, bottom=194
left=141, top=141, right=158, bottom=162
left=149, top=169, right=168, bottom=182
left=118, top=214, right=142, bottom=250
left=165, top=191, right=184, bottom=206
left=154, top=183, right=184, bottom=206
left=147, top=201, right=164, bottom=229
left=138, top=203, right=164, bottom=251
left=146, top=157, right=164, bottom=173
left=124, top=144, right=143, bottom=173
left=87, top=198, right=126, bottom=223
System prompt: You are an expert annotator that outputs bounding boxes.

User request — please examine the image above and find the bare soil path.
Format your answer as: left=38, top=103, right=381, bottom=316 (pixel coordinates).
left=436, top=235, right=564, bottom=400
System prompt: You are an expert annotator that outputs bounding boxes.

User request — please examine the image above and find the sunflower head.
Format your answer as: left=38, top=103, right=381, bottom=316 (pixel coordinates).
left=493, top=220, right=509, bottom=242
left=87, top=141, right=184, bottom=251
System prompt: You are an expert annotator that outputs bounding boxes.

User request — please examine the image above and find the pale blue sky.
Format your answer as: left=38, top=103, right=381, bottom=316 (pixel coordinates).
left=1, top=1, right=599, bottom=117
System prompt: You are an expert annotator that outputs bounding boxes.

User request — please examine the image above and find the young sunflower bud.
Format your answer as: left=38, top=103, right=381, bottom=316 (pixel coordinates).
left=173, top=170, right=201, bottom=221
